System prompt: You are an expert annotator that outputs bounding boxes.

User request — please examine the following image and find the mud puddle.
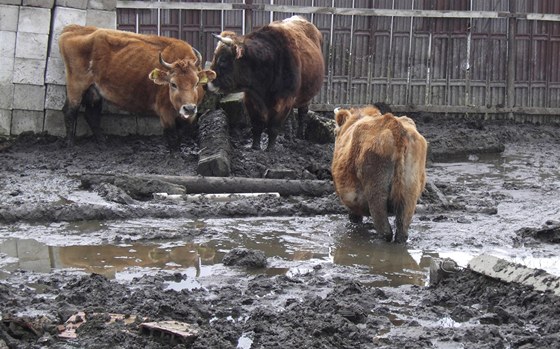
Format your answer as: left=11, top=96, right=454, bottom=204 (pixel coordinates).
left=0, top=216, right=431, bottom=288
left=1, top=146, right=559, bottom=293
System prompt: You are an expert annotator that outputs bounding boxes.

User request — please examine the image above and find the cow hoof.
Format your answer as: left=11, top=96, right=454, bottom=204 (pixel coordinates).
left=393, top=234, right=408, bottom=244
left=348, top=214, right=362, bottom=224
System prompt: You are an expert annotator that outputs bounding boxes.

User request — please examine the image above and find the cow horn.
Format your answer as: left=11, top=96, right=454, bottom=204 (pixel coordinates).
left=212, top=33, right=234, bottom=46
left=159, top=52, right=173, bottom=69
left=192, top=47, right=202, bottom=66
left=333, top=107, right=341, bottom=114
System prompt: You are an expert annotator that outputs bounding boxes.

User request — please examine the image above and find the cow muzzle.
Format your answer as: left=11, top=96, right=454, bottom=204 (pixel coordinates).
left=180, top=104, right=197, bottom=121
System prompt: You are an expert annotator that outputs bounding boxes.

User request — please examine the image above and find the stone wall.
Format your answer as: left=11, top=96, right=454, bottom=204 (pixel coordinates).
left=0, top=0, right=156, bottom=138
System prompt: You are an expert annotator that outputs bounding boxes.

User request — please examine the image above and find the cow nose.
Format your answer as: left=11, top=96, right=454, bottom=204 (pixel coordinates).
left=181, top=104, right=197, bottom=116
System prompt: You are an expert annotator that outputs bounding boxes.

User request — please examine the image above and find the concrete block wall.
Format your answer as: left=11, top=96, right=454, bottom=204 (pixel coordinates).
left=0, top=0, right=149, bottom=139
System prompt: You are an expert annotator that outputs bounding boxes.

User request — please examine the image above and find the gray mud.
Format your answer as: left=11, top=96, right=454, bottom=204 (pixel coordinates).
left=1, top=115, right=560, bottom=348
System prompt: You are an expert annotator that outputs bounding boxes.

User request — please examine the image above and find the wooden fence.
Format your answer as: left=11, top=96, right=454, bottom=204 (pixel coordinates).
left=116, top=0, right=560, bottom=121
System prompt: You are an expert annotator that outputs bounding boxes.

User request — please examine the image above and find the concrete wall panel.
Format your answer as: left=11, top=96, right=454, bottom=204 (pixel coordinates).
left=50, top=6, right=87, bottom=59
left=15, top=32, right=49, bottom=60
left=11, top=109, right=43, bottom=134
left=12, top=84, right=45, bottom=110
left=12, top=57, right=45, bottom=85
left=0, top=108, right=12, bottom=135
left=45, top=84, right=66, bottom=110
left=0, top=5, right=20, bottom=30
left=46, top=57, right=66, bottom=85
left=18, top=6, right=51, bottom=34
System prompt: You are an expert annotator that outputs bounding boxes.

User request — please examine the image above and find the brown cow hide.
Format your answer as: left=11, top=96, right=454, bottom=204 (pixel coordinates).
left=331, top=106, right=428, bottom=243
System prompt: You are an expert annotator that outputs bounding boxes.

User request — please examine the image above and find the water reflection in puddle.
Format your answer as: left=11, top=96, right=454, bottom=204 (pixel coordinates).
left=1, top=148, right=559, bottom=288
left=0, top=224, right=432, bottom=288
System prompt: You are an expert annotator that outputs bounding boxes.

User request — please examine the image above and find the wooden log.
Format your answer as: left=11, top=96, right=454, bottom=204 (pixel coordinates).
left=197, top=104, right=232, bottom=177
left=79, top=173, right=335, bottom=197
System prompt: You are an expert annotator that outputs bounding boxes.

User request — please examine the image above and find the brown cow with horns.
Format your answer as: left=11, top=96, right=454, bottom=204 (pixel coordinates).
left=58, top=25, right=216, bottom=151
left=208, top=16, right=325, bottom=150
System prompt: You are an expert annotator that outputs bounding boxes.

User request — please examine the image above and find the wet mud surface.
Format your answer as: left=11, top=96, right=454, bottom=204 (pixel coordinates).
left=1, top=114, right=560, bottom=348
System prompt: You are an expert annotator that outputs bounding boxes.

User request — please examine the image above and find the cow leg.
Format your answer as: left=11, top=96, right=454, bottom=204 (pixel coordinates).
left=83, top=87, right=105, bottom=145
left=266, top=106, right=292, bottom=151
left=251, top=124, right=265, bottom=150
left=244, top=98, right=266, bottom=150
left=349, top=213, right=363, bottom=224
left=369, top=197, right=393, bottom=242
left=296, top=105, right=309, bottom=139
left=394, top=195, right=417, bottom=244
left=364, top=163, right=394, bottom=241
left=62, top=99, right=80, bottom=147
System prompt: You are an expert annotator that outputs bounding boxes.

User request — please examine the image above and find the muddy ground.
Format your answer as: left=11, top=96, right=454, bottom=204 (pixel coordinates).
left=0, top=111, right=559, bottom=348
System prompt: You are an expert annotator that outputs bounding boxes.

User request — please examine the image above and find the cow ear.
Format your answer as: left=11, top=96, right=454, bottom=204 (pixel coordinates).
left=197, top=69, right=217, bottom=85
left=234, top=44, right=244, bottom=59
left=335, top=109, right=351, bottom=127
left=149, top=68, right=169, bottom=85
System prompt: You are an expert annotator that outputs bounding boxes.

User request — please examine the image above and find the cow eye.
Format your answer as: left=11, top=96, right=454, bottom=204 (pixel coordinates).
left=170, top=82, right=178, bottom=89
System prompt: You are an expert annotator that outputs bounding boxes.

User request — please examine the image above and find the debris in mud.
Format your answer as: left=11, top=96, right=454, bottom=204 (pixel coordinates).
left=222, top=248, right=268, bottom=268
left=429, top=257, right=461, bottom=285
left=515, top=220, right=560, bottom=244
left=468, top=254, right=560, bottom=296
left=140, top=320, right=199, bottom=345
left=58, top=312, right=86, bottom=339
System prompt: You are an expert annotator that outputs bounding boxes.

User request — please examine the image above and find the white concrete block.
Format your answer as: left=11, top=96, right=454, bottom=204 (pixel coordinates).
left=12, top=57, right=45, bottom=85
left=88, top=0, right=115, bottom=11
left=11, top=109, right=44, bottom=134
left=44, top=109, right=94, bottom=137
left=12, top=84, right=45, bottom=110
left=0, top=108, right=11, bottom=135
left=46, top=56, right=66, bottom=84
left=18, top=6, right=51, bottom=34
left=137, top=115, right=163, bottom=136
left=0, top=57, right=14, bottom=84
left=22, top=0, right=55, bottom=8
left=0, top=5, right=19, bottom=31
left=86, top=9, right=116, bottom=29
left=55, top=0, right=87, bottom=9
left=15, top=32, right=49, bottom=60
left=0, top=83, right=14, bottom=108
left=0, top=1, right=22, bottom=6
left=0, top=31, right=17, bottom=57
left=101, top=114, right=138, bottom=136
left=50, top=6, right=87, bottom=58
left=44, top=109, right=65, bottom=136
left=45, top=84, right=66, bottom=110
left=468, top=254, right=560, bottom=297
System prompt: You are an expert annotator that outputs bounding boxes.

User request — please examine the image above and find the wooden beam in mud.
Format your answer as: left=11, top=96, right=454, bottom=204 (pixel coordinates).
left=78, top=173, right=335, bottom=198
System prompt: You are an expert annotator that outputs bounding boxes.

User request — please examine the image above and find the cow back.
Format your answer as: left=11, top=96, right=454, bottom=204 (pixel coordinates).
left=59, top=25, right=200, bottom=115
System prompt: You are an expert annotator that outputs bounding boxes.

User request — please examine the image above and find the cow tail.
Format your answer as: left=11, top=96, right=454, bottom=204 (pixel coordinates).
left=389, top=119, right=408, bottom=218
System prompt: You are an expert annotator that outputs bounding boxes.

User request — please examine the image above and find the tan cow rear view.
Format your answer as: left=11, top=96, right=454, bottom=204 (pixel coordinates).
left=331, top=106, right=428, bottom=243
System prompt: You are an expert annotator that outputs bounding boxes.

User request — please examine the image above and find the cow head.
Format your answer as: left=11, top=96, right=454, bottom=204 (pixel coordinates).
left=334, top=106, right=383, bottom=136
left=207, top=32, right=244, bottom=94
left=149, top=52, right=216, bottom=122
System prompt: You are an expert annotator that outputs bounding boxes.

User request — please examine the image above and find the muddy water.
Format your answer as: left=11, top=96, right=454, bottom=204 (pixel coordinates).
left=0, top=216, right=430, bottom=288
left=1, top=144, right=559, bottom=290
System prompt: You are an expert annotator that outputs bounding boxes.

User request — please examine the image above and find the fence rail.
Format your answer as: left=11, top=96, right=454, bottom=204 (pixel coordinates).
left=116, top=1, right=560, bottom=120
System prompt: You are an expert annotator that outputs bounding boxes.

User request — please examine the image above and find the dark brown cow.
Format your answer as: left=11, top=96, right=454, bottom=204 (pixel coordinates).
left=208, top=16, right=325, bottom=150
left=58, top=25, right=216, bottom=150
left=331, top=106, right=428, bottom=243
